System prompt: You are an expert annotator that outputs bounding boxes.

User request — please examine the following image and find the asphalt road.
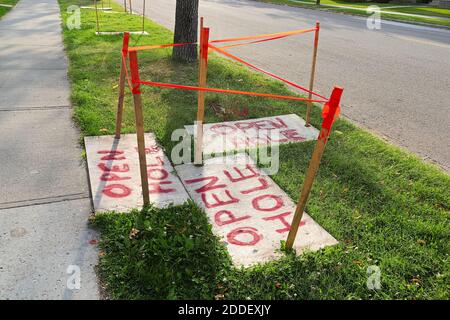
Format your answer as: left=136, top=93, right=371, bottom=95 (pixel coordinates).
left=126, top=0, right=450, bottom=170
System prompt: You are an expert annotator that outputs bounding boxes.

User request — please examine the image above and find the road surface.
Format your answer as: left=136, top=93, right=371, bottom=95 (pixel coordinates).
left=125, top=0, right=450, bottom=170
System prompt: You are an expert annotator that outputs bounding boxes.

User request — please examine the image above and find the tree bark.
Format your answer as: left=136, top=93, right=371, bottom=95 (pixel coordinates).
left=173, top=0, right=199, bottom=63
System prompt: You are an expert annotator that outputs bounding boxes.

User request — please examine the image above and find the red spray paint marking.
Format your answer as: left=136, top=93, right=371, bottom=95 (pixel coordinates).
left=102, top=184, right=132, bottom=198
left=100, top=173, right=131, bottom=182
left=280, top=129, right=306, bottom=142
left=214, top=210, right=251, bottom=226
left=98, top=163, right=130, bottom=173
left=147, top=156, right=164, bottom=167
left=147, top=168, right=169, bottom=181
left=235, top=117, right=287, bottom=131
left=98, top=150, right=125, bottom=160
left=135, top=145, right=160, bottom=154
left=185, top=176, right=227, bottom=193
left=263, top=211, right=305, bottom=234
left=202, top=190, right=240, bottom=208
left=227, top=227, right=262, bottom=246
left=209, top=124, right=237, bottom=136
left=149, top=181, right=175, bottom=194
left=252, top=194, right=284, bottom=212
left=223, top=165, right=259, bottom=182
left=240, top=178, right=270, bottom=195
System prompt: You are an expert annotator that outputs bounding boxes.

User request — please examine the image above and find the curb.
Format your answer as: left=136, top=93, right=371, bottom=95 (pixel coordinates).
left=255, top=1, right=450, bottom=31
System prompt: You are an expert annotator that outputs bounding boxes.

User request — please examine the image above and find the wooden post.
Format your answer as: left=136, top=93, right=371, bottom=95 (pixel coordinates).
left=194, top=18, right=210, bottom=165
left=115, top=33, right=130, bottom=139
left=286, top=86, right=343, bottom=249
left=129, top=0, right=132, bottom=14
left=305, top=22, right=320, bottom=127
left=124, top=0, right=127, bottom=13
left=94, top=0, right=100, bottom=33
left=142, top=0, right=146, bottom=33
left=129, top=51, right=150, bottom=206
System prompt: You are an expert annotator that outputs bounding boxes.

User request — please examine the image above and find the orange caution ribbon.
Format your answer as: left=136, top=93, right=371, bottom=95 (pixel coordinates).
left=209, top=44, right=327, bottom=100
left=137, top=80, right=327, bottom=103
left=210, top=27, right=317, bottom=44
left=128, top=42, right=196, bottom=52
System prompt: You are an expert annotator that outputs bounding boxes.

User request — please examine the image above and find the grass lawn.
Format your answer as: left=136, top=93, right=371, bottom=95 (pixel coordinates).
left=59, top=0, right=449, bottom=299
left=0, top=0, right=18, bottom=19
left=255, top=0, right=450, bottom=27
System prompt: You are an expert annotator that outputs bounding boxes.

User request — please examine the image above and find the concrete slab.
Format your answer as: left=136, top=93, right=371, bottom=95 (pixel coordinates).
left=175, top=154, right=338, bottom=267
left=0, top=69, right=69, bottom=88
left=85, top=133, right=190, bottom=212
left=0, top=12, right=61, bottom=32
left=185, top=114, right=319, bottom=156
left=0, top=45, right=67, bottom=70
left=0, top=30, right=63, bottom=47
left=0, top=199, right=99, bottom=300
left=0, top=110, right=89, bottom=205
left=0, top=87, right=70, bottom=109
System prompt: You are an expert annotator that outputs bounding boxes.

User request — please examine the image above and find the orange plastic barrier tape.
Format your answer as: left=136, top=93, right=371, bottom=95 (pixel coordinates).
left=210, top=27, right=316, bottom=44
left=320, top=87, right=343, bottom=140
left=128, top=42, right=196, bottom=52
left=127, top=27, right=316, bottom=52
left=122, top=54, right=133, bottom=91
left=217, top=29, right=315, bottom=50
left=137, top=80, right=328, bottom=103
left=209, top=44, right=328, bottom=100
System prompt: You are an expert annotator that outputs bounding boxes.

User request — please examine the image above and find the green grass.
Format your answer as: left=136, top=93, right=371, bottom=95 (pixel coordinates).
left=255, top=0, right=450, bottom=27
left=0, top=0, right=18, bottom=19
left=59, top=0, right=449, bottom=299
left=388, top=6, right=450, bottom=19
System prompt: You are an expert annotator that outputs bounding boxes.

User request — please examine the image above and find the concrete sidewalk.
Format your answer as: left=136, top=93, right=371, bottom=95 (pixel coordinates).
left=0, top=0, right=99, bottom=299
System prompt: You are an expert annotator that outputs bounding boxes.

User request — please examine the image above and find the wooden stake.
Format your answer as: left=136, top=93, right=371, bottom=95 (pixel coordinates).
left=94, top=0, right=100, bottom=33
left=305, top=22, right=320, bottom=127
left=194, top=18, right=210, bottom=165
left=286, top=86, right=343, bottom=250
left=115, top=33, right=130, bottom=139
left=124, top=0, right=127, bottom=13
left=129, top=0, right=132, bottom=14
left=142, top=0, right=146, bottom=33
left=129, top=51, right=150, bottom=206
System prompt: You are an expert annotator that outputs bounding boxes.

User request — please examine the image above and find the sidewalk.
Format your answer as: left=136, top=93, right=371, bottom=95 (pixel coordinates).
left=0, top=0, right=99, bottom=299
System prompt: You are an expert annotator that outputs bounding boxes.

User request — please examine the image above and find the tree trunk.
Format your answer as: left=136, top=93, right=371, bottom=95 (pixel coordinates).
left=173, top=0, right=199, bottom=63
